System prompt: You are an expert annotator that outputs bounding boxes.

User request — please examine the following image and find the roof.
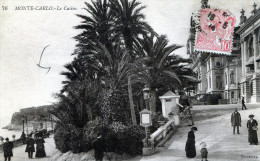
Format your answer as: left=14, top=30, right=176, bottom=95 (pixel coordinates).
left=236, top=9, right=260, bottom=34
left=159, top=91, right=180, bottom=99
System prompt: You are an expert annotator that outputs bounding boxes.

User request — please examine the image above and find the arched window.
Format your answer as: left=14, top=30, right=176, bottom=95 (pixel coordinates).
left=248, top=37, right=254, bottom=58
left=230, top=71, right=235, bottom=84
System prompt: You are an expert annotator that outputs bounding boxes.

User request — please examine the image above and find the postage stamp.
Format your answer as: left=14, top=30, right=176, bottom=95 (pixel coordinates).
left=194, top=8, right=235, bottom=55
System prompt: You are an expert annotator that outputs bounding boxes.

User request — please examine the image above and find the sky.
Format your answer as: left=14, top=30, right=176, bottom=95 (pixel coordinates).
left=0, top=0, right=259, bottom=127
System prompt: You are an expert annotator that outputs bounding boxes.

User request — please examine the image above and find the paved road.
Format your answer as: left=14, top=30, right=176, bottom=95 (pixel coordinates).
left=141, top=104, right=260, bottom=161
left=1, top=135, right=57, bottom=161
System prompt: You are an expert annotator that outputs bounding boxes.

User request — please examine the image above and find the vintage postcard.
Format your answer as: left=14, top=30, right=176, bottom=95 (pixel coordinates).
left=0, top=0, right=260, bottom=161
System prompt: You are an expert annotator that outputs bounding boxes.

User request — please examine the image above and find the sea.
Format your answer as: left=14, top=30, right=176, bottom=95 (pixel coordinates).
left=0, top=128, right=24, bottom=140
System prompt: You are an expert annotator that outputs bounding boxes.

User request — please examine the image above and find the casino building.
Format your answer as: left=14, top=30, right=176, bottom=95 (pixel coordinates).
left=236, top=3, right=260, bottom=103
left=187, top=0, right=242, bottom=104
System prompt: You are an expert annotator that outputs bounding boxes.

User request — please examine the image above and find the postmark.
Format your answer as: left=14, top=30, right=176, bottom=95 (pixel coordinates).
left=194, top=8, right=235, bottom=55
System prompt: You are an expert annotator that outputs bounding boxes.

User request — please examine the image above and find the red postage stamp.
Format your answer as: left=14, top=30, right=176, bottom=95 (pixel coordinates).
left=194, top=8, right=235, bottom=55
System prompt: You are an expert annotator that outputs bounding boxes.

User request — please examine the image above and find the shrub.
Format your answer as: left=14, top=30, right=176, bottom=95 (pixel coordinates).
left=69, top=125, right=85, bottom=153
left=54, top=122, right=71, bottom=153
left=124, top=125, right=145, bottom=155
left=83, top=117, right=107, bottom=151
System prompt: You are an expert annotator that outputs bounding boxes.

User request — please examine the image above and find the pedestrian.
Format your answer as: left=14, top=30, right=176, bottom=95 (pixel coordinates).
left=35, top=137, right=46, bottom=158
left=231, top=108, right=241, bottom=134
left=20, top=132, right=26, bottom=144
left=241, top=97, right=247, bottom=110
left=247, top=114, right=258, bottom=145
left=92, top=132, right=105, bottom=161
left=3, top=138, right=14, bottom=161
left=185, top=127, right=198, bottom=158
left=186, top=106, right=194, bottom=126
left=200, top=142, right=208, bottom=161
left=25, top=135, right=35, bottom=159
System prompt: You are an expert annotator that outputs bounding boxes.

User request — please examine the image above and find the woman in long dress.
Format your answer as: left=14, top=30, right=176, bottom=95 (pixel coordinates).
left=247, top=114, right=258, bottom=145
left=185, top=127, right=198, bottom=158
left=35, top=137, right=46, bottom=158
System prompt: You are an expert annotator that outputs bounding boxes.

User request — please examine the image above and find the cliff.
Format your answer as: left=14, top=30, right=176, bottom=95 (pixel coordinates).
left=10, top=105, right=54, bottom=126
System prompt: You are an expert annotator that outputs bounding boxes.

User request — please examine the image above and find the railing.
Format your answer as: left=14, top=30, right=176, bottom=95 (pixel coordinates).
left=148, top=119, right=175, bottom=153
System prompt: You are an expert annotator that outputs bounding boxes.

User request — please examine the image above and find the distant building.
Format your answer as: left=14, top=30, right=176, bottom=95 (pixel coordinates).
left=236, top=3, right=260, bottom=103
left=187, top=0, right=242, bottom=104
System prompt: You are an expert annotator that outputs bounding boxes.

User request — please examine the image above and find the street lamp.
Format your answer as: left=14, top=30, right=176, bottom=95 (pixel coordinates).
left=141, top=86, right=153, bottom=155
left=143, top=86, right=150, bottom=110
left=22, top=115, right=25, bottom=133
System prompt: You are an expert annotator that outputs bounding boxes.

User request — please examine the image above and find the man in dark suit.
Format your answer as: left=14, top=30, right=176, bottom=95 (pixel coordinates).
left=92, top=132, right=105, bottom=161
left=242, top=97, right=247, bottom=110
left=231, top=108, right=241, bottom=134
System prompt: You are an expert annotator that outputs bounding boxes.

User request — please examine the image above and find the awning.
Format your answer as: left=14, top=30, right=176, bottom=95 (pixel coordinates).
left=256, top=55, right=260, bottom=62
left=246, top=57, right=254, bottom=67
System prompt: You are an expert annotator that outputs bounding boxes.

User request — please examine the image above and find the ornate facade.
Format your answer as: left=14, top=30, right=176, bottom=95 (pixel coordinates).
left=236, top=3, right=260, bottom=103
left=187, top=0, right=242, bottom=103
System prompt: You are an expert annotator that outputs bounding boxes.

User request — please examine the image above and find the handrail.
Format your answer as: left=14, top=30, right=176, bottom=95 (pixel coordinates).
left=148, top=119, right=175, bottom=151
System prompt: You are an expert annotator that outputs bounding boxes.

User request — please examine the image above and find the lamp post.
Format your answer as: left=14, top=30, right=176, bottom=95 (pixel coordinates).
left=22, top=115, right=25, bottom=133
left=140, top=86, right=153, bottom=155
left=143, top=86, right=150, bottom=110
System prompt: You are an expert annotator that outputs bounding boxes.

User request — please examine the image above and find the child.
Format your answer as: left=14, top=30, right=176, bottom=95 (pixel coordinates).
left=200, top=142, right=208, bottom=161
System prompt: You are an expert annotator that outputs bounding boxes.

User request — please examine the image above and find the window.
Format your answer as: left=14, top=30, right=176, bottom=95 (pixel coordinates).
left=248, top=37, right=254, bottom=58
left=243, top=84, right=245, bottom=94
left=230, top=71, right=235, bottom=84
left=209, top=76, right=211, bottom=88
left=216, top=76, right=222, bottom=89
left=216, top=61, right=221, bottom=68
left=231, top=91, right=234, bottom=98
left=250, top=82, right=253, bottom=96
left=225, top=73, right=227, bottom=85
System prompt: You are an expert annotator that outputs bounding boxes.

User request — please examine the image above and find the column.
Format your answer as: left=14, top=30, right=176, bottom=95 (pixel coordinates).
left=252, top=30, right=260, bottom=102
left=241, top=39, right=245, bottom=76
left=253, top=31, right=258, bottom=70
left=243, top=39, right=248, bottom=74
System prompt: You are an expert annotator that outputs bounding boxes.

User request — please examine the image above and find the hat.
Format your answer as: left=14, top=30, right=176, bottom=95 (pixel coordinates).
left=191, top=127, right=198, bottom=131
left=249, top=114, right=255, bottom=118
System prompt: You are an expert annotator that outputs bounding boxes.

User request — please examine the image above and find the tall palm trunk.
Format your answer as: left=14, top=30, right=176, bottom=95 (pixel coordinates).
left=149, top=90, right=157, bottom=113
left=128, top=76, right=137, bottom=125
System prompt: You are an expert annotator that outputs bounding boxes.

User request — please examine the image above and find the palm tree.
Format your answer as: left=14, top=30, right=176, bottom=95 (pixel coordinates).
left=58, top=60, right=100, bottom=126
left=133, top=34, right=196, bottom=112
left=109, top=0, right=155, bottom=124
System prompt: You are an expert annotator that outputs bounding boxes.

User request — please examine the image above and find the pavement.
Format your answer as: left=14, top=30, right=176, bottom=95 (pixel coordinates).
left=141, top=104, right=260, bottom=161
left=1, top=135, right=57, bottom=161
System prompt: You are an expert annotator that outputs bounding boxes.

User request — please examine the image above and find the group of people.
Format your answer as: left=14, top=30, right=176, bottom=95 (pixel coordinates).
left=185, top=107, right=258, bottom=161
left=2, top=133, right=46, bottom=161
left=231, top=108, right=258, bottom=145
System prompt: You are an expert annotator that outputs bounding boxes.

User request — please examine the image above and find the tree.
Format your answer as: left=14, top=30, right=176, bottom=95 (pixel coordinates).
left=110, top=0, right=155, bottom=124
left=133, top=34, right=196, bottom=112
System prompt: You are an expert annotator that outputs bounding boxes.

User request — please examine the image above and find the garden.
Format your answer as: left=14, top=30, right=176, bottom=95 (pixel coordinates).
left=50, top=0, right=198, bottom=157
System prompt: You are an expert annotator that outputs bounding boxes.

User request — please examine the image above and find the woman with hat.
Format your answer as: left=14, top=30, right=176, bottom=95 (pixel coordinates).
left=185, top=127, right=198, bottom=158
left=35, top=137, right=46, bottom=158
left=247, top=114, right=258, bottom=145
left=3, top=138, right=14, bottom=161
